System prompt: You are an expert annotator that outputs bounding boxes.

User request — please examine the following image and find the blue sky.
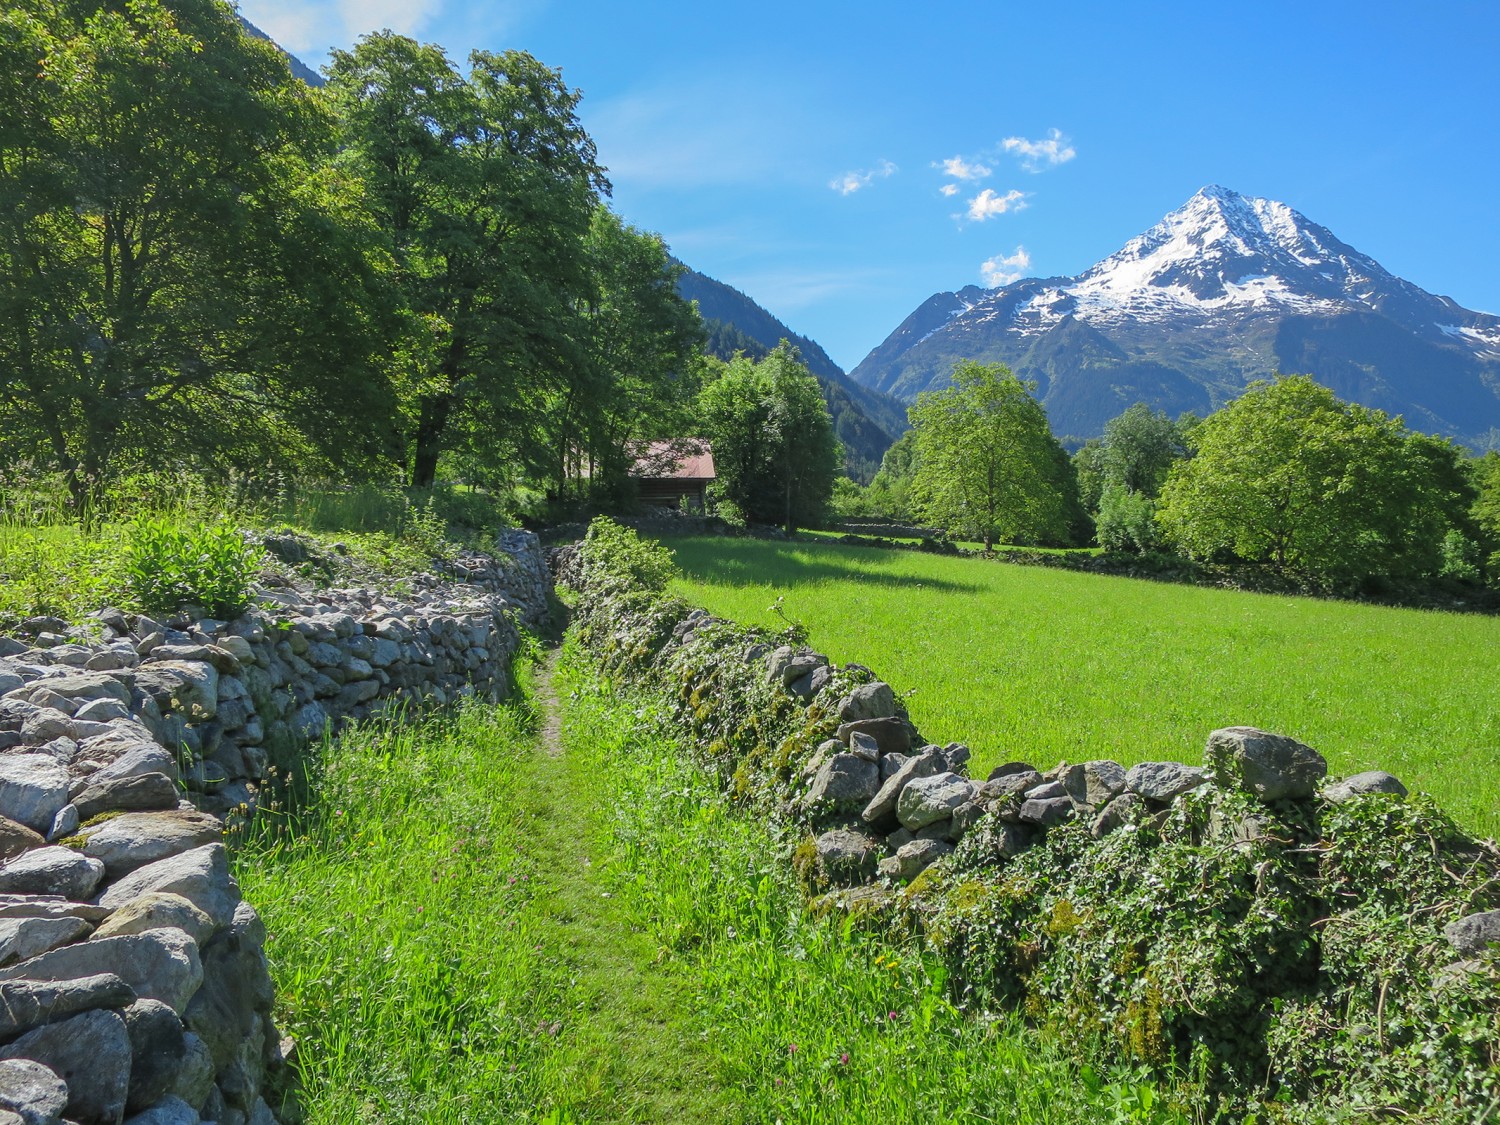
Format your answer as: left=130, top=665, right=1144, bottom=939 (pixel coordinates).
left=240, top=0, right=1500, bottom=373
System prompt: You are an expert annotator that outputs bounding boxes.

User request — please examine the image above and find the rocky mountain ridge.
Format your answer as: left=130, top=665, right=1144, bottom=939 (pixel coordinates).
left=853, top=186, right=1500, bottom=444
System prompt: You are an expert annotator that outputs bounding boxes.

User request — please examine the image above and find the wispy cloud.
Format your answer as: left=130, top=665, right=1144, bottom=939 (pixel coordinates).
left=1000, top=128, right=1076, bottom=172
left=981, top=246, right=1031, bottom=287
left=966, top=188, right=1029, bottom=222
left=238, top=0, right=446, bottom=58
left=829, top=159, right=898, bottom=196
left=937, top=155, right=992, bottom=181
left=940, top=183, right=960, bottom=197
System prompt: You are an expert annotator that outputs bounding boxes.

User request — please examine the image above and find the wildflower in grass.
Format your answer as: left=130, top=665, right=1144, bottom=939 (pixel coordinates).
left=839, top=1052, right=849, bottom=1065
left=788, top=1043, right=797, bottom=1054
left=887, top=1010, right=898, bottom=1020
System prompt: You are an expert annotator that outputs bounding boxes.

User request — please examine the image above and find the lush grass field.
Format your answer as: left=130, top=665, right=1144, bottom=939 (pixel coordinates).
left=668, top=536, right=1500, bottom=838
left=235, top=651, right=1199, bottom=1123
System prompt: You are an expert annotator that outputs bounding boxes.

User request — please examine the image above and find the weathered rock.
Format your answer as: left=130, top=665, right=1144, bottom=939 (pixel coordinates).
left=1205, top=726, right=1326, bottom=802
left=1207, top=804, right=1274, bottom=848
left=0, top=1009, right=131, bottom=1125
left=45, top=804, right=78, bottom=843
left=988, top=761, right=1038, bottom=780
left=0, top=897, right=108, bottom=924
left=813, top=829, right=882, bottom=886
left=123, top=1095, right=198, bottom=1125
left=805, top=754, right=880, bottom=811
left=1091, top=792, right=1144, bottom=837
left=1322, top=771, right=1408, bottom=804
left=846, top=731, right=880, bottom=763
left=70, top=773, right=180, bottom=822
left=123, top=999, right=186, bottom=1113
left=979, top=769, right=1042, bottom=800
left=878, top=752, right=908, bottom=782
left=896, top=772, right=974, bottom=831
left=168, top=1033, right=215, bottom=1111
left=1018, top=796, right=1074, bottom=826
left=801, top=739, right=841, bottom=780
left=838, top=682, right=895, bottom=722
left=0, top=817, right=46, bottom=861
left=182, top=929, right=274, bottom=1094
left=781, top=652, right=827, bottom=687
left=763, top=646, right=797, bottom=685
left=91, top=893, right=215, bottom=947
left=862, top=746, right=944, bottom=827
left=0, top=848, right=105, bottom=900
left=95, top=843, right=237, bottom=930
left=80, top=811, right=221, bottom=879
left=131, top=661, right=218, bottom=722
left=0, top=928, right=203, bottom=1015
left=0, top=915, right=90, bottom=968
left=1443, top=911, right=1500, bottom=957
left=837, top=717, right=913, bottom=756
left=0, top=757, right=70, bottom=835
left=940, top=742, right=971, bottom=769
left=0, top=973, right=137, bottom=1039
left=1022, top=780, right=1067, bottom=801
left=0, top=1058, right=67, bottom=1125
left=1125, top=761, right=1208, bottom=801
left=1061, top=760, right=1127, bottom=809
left=878, top=838, right=951, bottom=883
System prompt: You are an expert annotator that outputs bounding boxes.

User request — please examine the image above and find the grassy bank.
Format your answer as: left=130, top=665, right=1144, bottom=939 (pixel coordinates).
left=235, top=643, right=1198, bottom=1122
left=667, top=536, right=1500, bottom=837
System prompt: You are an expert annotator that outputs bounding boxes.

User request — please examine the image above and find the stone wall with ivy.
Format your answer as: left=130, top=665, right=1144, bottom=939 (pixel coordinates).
left=0, top=532, right=549, bottom=1125
left=561, top=520, right=1500, bottom=1122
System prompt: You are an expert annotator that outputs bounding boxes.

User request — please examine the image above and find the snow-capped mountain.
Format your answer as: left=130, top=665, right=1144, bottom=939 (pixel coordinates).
left=852, top=186, right=1500, bottom=444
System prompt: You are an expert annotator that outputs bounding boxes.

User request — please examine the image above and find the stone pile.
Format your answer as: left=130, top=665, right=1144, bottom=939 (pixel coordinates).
left=0, top=532, right=548, bottom=1124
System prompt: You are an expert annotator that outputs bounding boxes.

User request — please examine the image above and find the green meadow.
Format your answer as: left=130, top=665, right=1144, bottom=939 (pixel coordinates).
left=668, top=536, right=1500, bottom=838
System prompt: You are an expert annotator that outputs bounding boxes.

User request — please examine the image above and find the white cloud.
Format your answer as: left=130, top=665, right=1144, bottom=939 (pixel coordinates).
left=829, top=159, right=898, bottom=196
left=238, top=0, right=445, bottom=59
left=1000, top=128, right=1077, bottom=172
left=940, top=183, right=960, bottom=197
left=965, top=188, right=1028, bottom=221
left=938, top=155, right=992, bottom=181
left=980, top=246, right=1031, bottom=287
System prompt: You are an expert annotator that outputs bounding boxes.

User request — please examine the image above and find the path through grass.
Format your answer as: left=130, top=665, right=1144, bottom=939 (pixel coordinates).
left=236, top=641, right=1201, bottom=1122
left=669, top=535, right=1500, bottom=837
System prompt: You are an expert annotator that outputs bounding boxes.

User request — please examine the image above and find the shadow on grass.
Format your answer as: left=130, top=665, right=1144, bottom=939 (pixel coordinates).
left=670, top=538, right=986, bottom=594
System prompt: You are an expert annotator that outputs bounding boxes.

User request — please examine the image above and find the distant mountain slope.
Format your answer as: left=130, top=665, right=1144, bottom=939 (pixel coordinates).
left=239, top=18, right=324, bottom=87
left=852, top=186, right=1500, bottom=446
left=676, top=264, right=907, bottom=480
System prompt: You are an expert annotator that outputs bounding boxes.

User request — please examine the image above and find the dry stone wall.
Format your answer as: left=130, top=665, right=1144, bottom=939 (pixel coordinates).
left=0, top=532, right=550, bottom=1125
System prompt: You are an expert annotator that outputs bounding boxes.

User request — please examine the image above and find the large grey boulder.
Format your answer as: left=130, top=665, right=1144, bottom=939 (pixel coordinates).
left=0, top=847, right=106, bottom=900
left=805, top=754, right=880, bottom=811
left=91, top=893, right=215, bottom=947
left=0, top=928, right=203, bottom=1015
left=0, top=1009, right=131, bottom=1125
left=979, top=769, right=1042, bottom=800
left=862, top=746, right=944, bottom=826
left=124, top=1095, right=199, bottom=1125
left=0, top=757, right=70, bottom=835
left=131, top=661, right=218, bottom=721
left=70, top=773, right=180, bottom=822
left=95, top=843, right=237, bottom=930
left=0, top=1058, right=67, bottom=1125
left=1205, top=727, right=1326, bottom=802
left=1091, top=792, right=1145, bottom=838
left=123, top=999, right=187, bottom=1113
left=167, top=1033, right=215, bottom=1112
left=836, top=717, right=913, bottom=756
left=0, top=915, right=90, bottom=968
left=1322, top=771, right=1408, bottom=805
left=896, top=772, right=974, bottom=831
left=0, top=817, right=45, bottom=861
left=1443, top=911, right=1500, bottom=957
left=1125, top=761, right=1208, bottom=801
left=1061, top=760, right=1127, bottom=809
left=813, top=829, right=882, bottom=886
left=877, top=838, right=951, bottom=883
left=30, top=675, right=131, bottom=709
left=0, top=973, right=137, bottom=1039
left=1019, top=797, right=1074, bottom=826
left=837, top=682, right=895, bottom=722
left=80, top=811, right=221, bottom=879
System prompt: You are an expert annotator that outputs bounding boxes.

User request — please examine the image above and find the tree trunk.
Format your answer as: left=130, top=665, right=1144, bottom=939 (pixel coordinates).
left=410, top=393, right=451, bottom=489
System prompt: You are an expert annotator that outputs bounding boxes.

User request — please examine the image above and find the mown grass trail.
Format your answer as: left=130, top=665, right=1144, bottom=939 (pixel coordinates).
left=669, top=535, right=1500, bottom=837
left=237, top=641, right=1197, bottom=1123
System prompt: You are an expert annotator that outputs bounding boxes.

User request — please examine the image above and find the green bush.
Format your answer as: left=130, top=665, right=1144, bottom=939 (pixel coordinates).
left=125, top=517, right=261, bottom=618
left=578, top=517, right=678, bottom=595
left=1096, top=486, right=1159, bottom=553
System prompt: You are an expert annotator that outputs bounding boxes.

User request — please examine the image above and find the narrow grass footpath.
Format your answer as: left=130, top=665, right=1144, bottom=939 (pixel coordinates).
left=517, top=645, right=737, bottom=1121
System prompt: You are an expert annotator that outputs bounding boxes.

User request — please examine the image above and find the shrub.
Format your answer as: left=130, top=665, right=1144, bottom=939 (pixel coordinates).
left=125, top=517, right=261, bottom=618
left=1096, top=486, right=1159, bottom=553
left=577, top=517, right=678, bottom=596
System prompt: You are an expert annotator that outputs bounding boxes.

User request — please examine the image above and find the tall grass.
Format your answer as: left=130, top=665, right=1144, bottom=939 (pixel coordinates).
left=668, top=536, right=1500, bottom=837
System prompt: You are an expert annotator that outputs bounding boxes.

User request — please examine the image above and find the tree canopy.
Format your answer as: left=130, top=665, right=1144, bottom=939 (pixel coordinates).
left=1156, top=375, right=1473, bottom=578
left=908, top=361, right=1078, bottom=550
left=696, top=343, right=839, bottom=533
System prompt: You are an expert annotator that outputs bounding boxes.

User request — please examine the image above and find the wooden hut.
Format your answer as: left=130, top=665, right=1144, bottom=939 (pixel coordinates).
left=630, top=439, right=716, bottom=511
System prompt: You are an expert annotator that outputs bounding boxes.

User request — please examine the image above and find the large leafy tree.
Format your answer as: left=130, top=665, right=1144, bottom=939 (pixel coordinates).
left=0, top=0, right=393, bottom=510
left=555, top=208, right=704, bottom=500
left=1081, top=402, right=1193, bottom=552
left=1156, top=375, right=1472, bottom=577
left=323, top=34, right=608, bottom=489
left=697, top=343, right=839, bottom=533
left=908, top=361, right=1076, bottom=550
